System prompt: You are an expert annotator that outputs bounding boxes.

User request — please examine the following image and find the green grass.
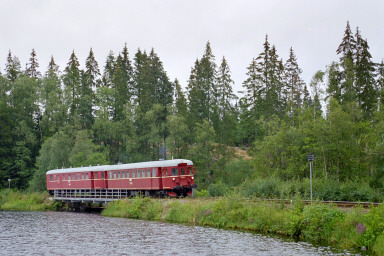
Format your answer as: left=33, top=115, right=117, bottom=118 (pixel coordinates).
left=0, top=189, right=59, bottom=211
left=102, top=195, right=384, bottom=255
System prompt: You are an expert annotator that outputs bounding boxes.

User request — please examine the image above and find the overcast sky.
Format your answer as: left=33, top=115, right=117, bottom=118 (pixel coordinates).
left=1, top=1, right=383, bottom=94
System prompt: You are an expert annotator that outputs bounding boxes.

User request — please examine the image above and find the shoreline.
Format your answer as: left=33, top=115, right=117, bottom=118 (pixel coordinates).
left=1, top=190, right=383, bottom=255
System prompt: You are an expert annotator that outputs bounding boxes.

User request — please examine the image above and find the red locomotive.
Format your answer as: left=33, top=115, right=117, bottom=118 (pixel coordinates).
left=46, top=159, right=196, bottom=198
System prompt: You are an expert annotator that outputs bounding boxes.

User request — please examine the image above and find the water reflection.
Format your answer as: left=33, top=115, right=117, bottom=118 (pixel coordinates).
left=0, top=211, right=360, bottom=255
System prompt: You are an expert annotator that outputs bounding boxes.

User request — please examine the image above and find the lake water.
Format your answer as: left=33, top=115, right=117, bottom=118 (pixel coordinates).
left=0, top=211, right=361, bottom=255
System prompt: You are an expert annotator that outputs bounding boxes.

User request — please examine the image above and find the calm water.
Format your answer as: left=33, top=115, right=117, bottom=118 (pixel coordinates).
left=0, top=211, right=361, bottom=256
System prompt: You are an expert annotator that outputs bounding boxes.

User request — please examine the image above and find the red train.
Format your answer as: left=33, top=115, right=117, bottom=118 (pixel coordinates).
left=46, top=159, right=196, bottom=197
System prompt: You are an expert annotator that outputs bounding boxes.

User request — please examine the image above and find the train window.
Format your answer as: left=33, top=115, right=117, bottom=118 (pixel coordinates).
left=146, top=169, right=150, bottom=177
left=162, top=169, right=166, bottom=176
left=188, top=167, right=192, bottom=175
left=50, top=175, right=53, bottom=181
left=82, top=173, right=85, bottom=180
left=68, top=174, right=71, bottom=180
left=114, top=172, right=117, bottom=179
left=122, top=171, right=125, bottom=178
left=72, top=174, right=75, bottom=180
left=152, top=168, right=156, bottom=177
left=172, top=168, right=178, bottom=176
left=95, top=173, right=98, bottom=179
left=127, top=171, right=130, bottom=178
left=118, top=171, right=121, bottom=179
left=86, top=173, right=89, bottom=179
left=132, top=170, right=135, bottom=178
left=142, top=169, right=146, bottom=177
left=101, top=172, right=104, bottom=178
left=78, top=174, right=81, bottom=180
left=181, top=168, right=185, bottom=175
left=57, top=175, right=59, bottom=180
left=109, top=172, right=112, bottom=179
left=137, top=170, right=141, bottom=178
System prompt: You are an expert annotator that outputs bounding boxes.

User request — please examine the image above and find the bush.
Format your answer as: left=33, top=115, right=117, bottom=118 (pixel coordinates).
left=208, top=182, right=228, bottom=197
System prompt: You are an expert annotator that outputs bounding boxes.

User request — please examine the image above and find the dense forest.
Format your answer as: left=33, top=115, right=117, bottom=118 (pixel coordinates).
left=1, top=22, right=384, bottom=195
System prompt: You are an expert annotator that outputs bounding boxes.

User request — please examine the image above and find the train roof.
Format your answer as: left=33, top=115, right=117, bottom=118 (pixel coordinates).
left=46, top=159, right=193, bottom=175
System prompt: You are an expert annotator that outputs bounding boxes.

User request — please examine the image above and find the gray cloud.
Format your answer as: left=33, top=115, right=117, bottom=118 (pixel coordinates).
left=1, top=0, right=383, bottom=93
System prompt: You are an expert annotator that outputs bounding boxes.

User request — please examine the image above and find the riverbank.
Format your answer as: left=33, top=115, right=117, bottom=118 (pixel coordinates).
left=0, top=190, right=58, bottom=211
left=102, top=196, right=384, bottom=255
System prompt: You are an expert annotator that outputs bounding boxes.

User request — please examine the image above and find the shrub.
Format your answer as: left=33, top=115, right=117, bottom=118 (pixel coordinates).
left=208, top=182, right=228, bottom=197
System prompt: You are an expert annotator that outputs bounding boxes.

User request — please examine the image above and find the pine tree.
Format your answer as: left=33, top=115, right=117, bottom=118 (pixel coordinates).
left=25, top=49, right=41, bottom=78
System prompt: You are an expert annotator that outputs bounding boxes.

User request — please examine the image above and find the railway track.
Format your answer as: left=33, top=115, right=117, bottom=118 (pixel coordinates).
left=259, top=198, right=382, bottom=208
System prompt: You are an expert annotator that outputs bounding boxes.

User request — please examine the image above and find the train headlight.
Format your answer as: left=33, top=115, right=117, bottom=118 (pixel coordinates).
left=173, top=178, right=175, bottom=181
left=192, top=177, right=194, bottom=179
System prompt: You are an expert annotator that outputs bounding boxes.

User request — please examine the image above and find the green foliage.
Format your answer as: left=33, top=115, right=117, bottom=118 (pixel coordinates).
left=193, top=189, right=209, bottom=197
left=237, top=177, right=383, bottom=202
left=100, top=196, right=384, bottom=254
left=208, top=182, right=228, bottom=197
left=0, top=189, right=58, bottom=211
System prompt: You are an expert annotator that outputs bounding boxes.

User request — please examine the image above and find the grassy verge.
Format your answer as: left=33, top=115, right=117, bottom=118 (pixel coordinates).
left=0, top=189, right=60, bottom=211
left=102, top=195, right=384, bottom=255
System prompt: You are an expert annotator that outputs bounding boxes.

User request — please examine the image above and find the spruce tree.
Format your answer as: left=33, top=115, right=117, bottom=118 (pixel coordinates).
left=187, top=42, right=217, bottom=128
left=284, top=47, right=304, bottom=123
left=5, top=50, right=21, bottom=83
left=63, top=50, right=81, bottom=125
left=173, top=78, right=187, bottom=116
left=25, top=49, right=41, bottom=78
left=216, top=57, right=237, bottom=144
left=377, top=60, right=384, bottom=111
left=41, top=57, right=67, bottom=138
left=354, top=30, right=376, bottom=118
left=335, top=21, right=356, bottom=105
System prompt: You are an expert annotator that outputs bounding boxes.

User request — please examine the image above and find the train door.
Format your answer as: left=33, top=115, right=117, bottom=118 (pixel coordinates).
left=104, top=171, right=108, bottom=189
left=91, top=172, right=94, bottom=189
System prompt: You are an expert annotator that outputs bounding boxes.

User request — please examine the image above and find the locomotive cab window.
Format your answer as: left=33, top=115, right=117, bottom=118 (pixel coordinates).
left=101, top=172, right=104, bottom=178
left=95, top=173, right=98, bottom=179
left=181, top=168, right=185, bottom=175
left=50, top=175, right=53, bottom=181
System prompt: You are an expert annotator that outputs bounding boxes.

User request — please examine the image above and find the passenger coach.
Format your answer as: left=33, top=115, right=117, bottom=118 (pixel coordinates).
left=46, top=159, right=196, bottom=197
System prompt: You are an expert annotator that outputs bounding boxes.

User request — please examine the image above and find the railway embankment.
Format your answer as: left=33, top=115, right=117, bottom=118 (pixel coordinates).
left=102, top=196, right=384, bottom=255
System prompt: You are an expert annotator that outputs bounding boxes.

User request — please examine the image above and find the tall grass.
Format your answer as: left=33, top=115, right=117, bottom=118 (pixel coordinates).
left=0, top=189, right=59, bottom=211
